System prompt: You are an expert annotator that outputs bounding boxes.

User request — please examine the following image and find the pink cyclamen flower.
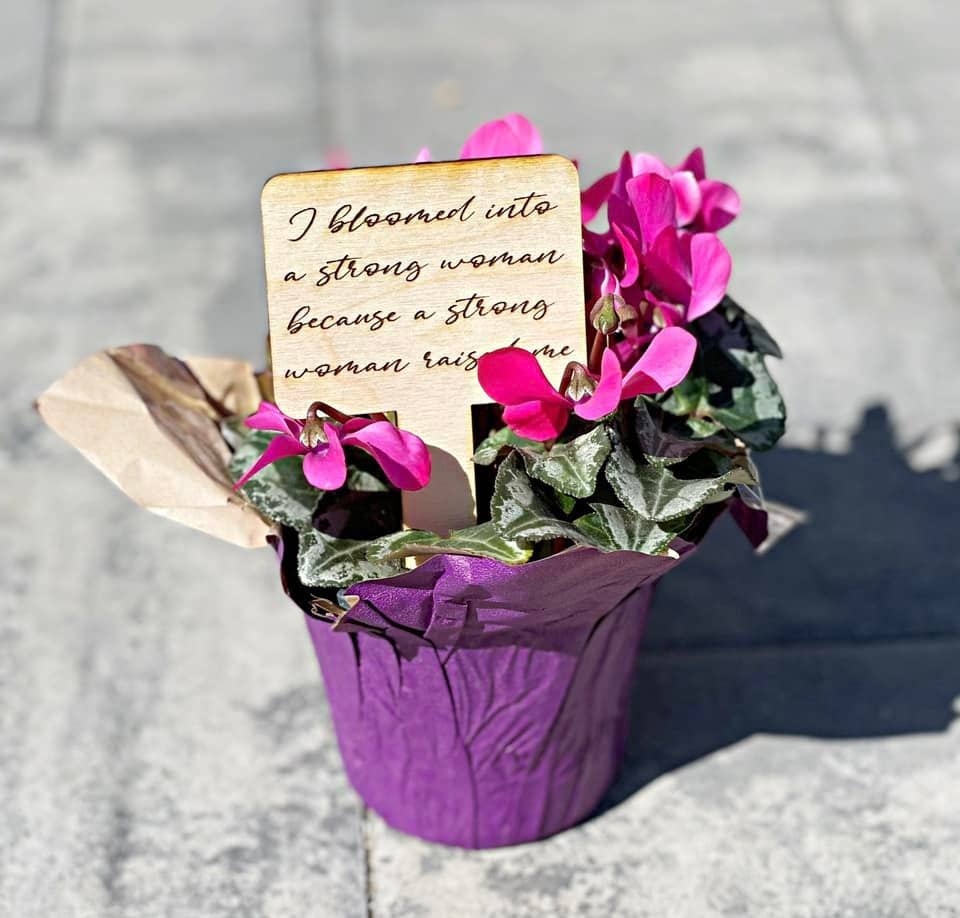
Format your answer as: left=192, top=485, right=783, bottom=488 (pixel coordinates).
left=585, top=171, right=732, bottom=339
left=459, top=113, right=543, bottom=159
left=582, top=146, right=740, bottom=233
left=478, top=327, right=697, bottom=441
left=676, top=147, right=741, bottom=233
left=416, top=113, right=543, bottom=163
left=644, top=224, right=733, bottom=323
left=234, top=402, right=431, bottom=492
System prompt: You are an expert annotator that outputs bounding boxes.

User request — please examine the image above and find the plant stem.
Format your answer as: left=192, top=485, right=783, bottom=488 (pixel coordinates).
left=306, top=401, right=352, bottom=424
left=588, top=330, right=607, bottom=373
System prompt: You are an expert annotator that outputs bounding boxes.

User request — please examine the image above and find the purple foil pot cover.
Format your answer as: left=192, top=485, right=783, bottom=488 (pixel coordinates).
left=278, top=537, right=700, bottom=849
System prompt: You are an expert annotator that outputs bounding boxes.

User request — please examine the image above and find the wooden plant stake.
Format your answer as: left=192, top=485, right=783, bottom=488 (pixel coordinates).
left=261, top=155, right=586, bottom=534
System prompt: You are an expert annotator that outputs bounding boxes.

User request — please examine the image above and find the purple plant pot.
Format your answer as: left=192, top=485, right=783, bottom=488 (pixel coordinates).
left=294, top=546, right=694, bottom=849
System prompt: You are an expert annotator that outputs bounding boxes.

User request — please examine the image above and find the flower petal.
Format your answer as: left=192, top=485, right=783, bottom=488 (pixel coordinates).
left=607, top=191, right=637, bottom=245
left=582, top=225, right=611, bottom=258
left=324, top=148, right=350, bottom=170
left=611, top=221, right=641, bottom=287
left=414, top=146, right=431, bottom=163
left=676, top=146, right=706, bottom=181
left=687, top=233, right=732, bottom=320
left=342, top=420, right=431, bottom=491
left=302, top=423, right=347, bottom=490
left=697, top=179, right=741, bottom=232
left=596, top=261, right=622, bottom=297
left=621, top=327, right=697, bottom=398
left=502, top=113, right=543, bottom=153
left=477, top=347, right=567, bottom=407
left=233, top=433, right=306, bottom=490
left=612, top=332, right=655, bottom=367
left=630, top=152, right=671, bottom=179
left=625, top=173, right=677, bottom=251
left=670, top=170, right=702, bottom=226
left=244, top=401, right=302, bottom=439
left=503, top=399, right=570, bottom=441
left=644, top=228, right=692, bottom=304
left=574, top=348, right=623, bottom=420
left=581, top=170, right=615, bottom=223
left=460, top=113, right=542, bottom=159
left=611, top=150, right=637, bottom=197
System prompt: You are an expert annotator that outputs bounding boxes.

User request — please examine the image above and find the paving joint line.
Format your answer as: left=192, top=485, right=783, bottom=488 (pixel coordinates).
left=361, top=801, right=375, bottom=918
left=37, top=0, right=65, bottom=137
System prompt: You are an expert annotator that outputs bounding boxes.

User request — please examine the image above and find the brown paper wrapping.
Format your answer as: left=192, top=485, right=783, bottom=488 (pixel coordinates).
left=36, top=347, right=272, bottom=548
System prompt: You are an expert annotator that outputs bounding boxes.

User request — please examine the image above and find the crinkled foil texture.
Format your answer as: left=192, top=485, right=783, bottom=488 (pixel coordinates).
left=289, top=546, right=694, bottom=848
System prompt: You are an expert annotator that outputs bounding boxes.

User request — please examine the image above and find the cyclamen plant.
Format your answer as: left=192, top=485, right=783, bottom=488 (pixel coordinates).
left=230, top=114, right=786, bottom=592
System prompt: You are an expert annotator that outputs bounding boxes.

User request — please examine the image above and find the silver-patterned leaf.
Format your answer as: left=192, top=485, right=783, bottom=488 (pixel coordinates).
left=574, top=504, right=684, bottom=556
left=297, top=529, right=401, bottom=588
left=605, top=439, right=746, bottom=522
left=708, top=349, right=787, bottom=450
left=473, top=427, right=541, bottom=466
left=491, top=453, right=584, bottom=543
left=366, top=520, right=531, bottom=564
left=520, top=426, right=611, bottom=498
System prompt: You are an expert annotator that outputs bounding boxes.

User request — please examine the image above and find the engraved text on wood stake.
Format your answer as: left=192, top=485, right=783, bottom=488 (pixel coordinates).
left=262, top=154, right=586, bottom=534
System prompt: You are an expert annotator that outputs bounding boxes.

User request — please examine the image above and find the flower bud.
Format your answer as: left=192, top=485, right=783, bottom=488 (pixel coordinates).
left=616, top=299, right=639, bottom=325
left=300, top=401, right=330, bottom=449
left=565, top=362, right=596, bottom=402
left=589, top=294, right=621, bottom=335
left=299, top=417, right=327, bottom=449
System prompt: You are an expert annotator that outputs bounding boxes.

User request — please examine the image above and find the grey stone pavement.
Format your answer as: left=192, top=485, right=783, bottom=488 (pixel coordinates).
left=2, top=1, right=959, bottom=915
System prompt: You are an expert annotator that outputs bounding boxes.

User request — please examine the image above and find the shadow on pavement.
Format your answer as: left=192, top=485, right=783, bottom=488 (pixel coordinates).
left=600, top=404, right=960, bottom=809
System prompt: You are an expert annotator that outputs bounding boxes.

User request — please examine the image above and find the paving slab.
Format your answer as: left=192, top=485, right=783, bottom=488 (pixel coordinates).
left=0, top=454, right=367, bottom=918
left=0, top=7, right=364, bottom=912
left=730, top=243, right=959, bottom=448
left=2, top=0, right=959, bottom=915
left=368, top=714, right=960, bottom=918
left=332, top=0, right=917, bottom=249
left=59, top=0, right=325, bottom=131
left=836, top=0, right=960, bottom=285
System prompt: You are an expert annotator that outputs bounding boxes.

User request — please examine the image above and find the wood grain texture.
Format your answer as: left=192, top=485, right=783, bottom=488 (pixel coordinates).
left=261, top=155, right=586, bottom=533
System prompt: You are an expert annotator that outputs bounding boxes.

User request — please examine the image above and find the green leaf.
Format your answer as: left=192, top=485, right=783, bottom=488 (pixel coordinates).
left=490, top=453, right=584, bottom=544
left=659, top=374, right=711, bottom=419
left=228, top=428, right=318, bottom=532
left=574, top=504, right=684, bottom=556
left=297, top=529, right=401, bottom=588
left=553, top=490, right=579, bottom=515
left=655, top=299, right=787, bottom=451
left=473, top=427, right=540, bottom=466
left=706, top=349, right=786, bottom=450
left=634, top=398, right=733, bottom=463
left=520, top=426, right=611, bottom=498
left=605, top=438, right=746, bottom=522
left=345, top=467, right=390, bottom=492
left=366, top=520, right=532, bottom=565
left=686, top=415, right=727, bottom=439
left=723, top=296, right=783, bottom=358
left=659, top=309, right=787, bottom=451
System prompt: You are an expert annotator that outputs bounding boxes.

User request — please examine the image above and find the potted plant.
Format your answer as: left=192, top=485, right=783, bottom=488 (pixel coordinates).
left=37, top=115, right=791, bottom=849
